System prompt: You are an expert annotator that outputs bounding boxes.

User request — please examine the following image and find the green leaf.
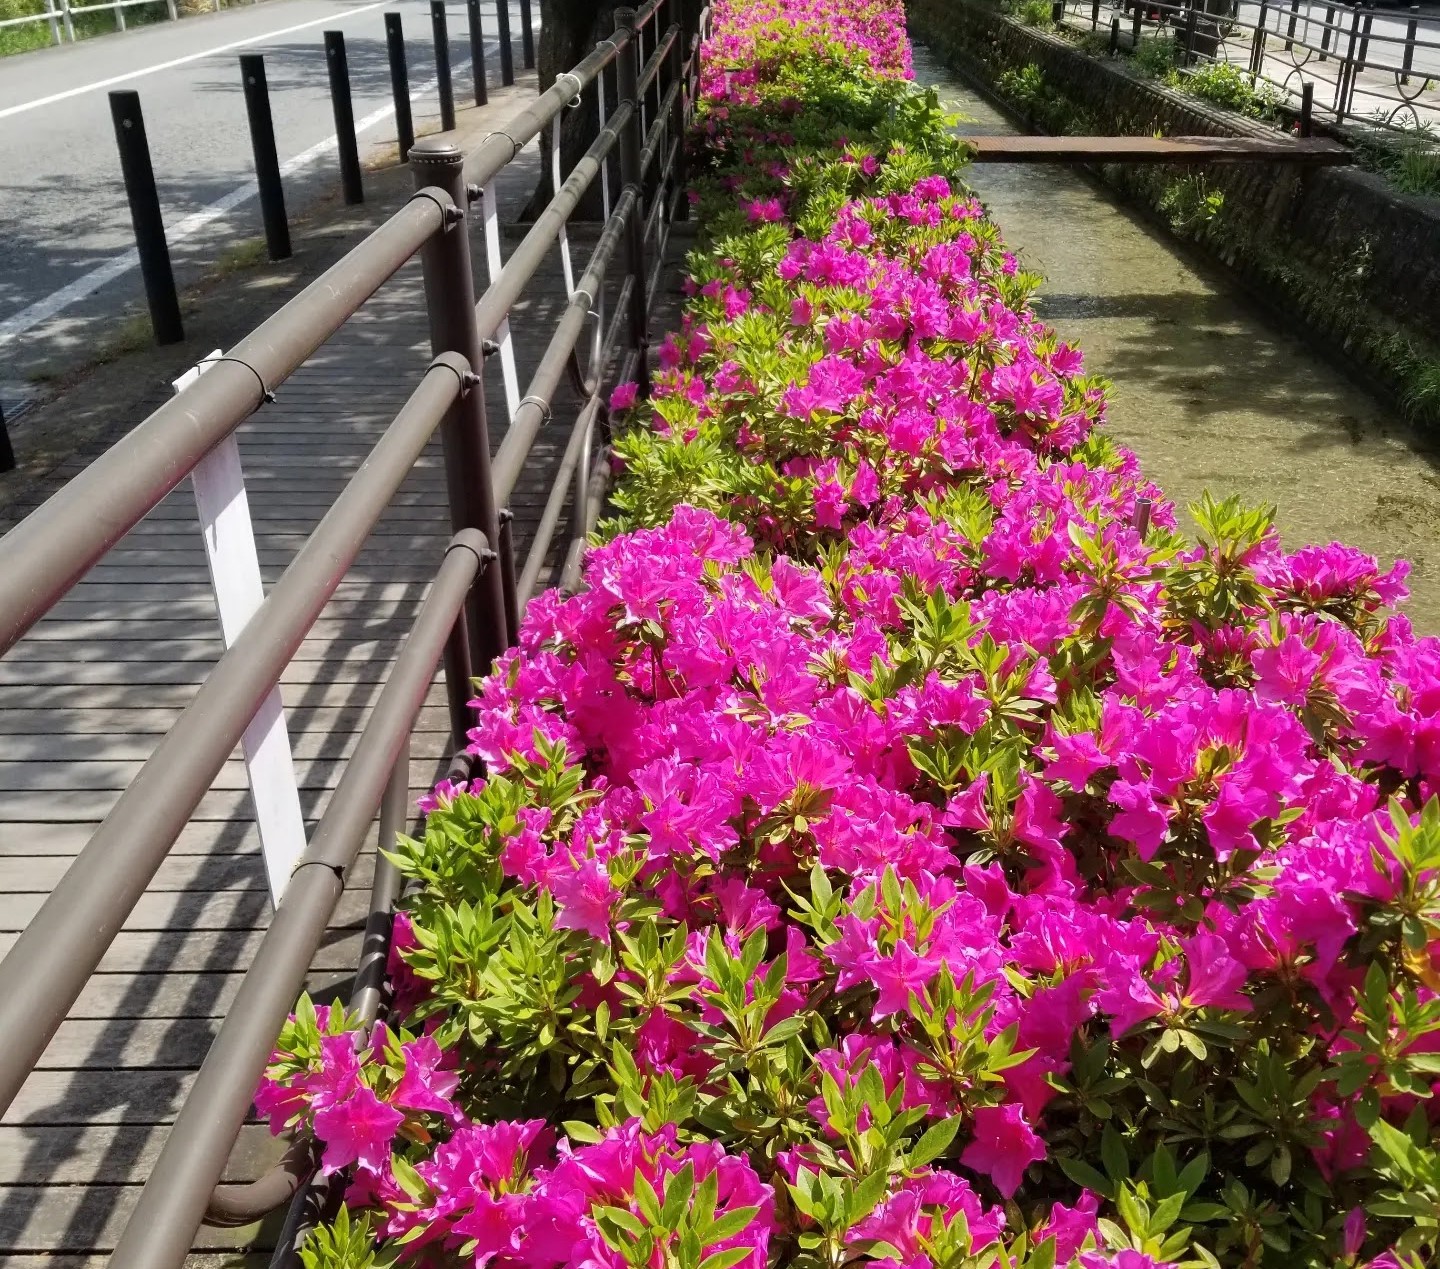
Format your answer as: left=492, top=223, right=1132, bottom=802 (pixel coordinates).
left=698, top=1249, right=753, bottom=1269
left=1058, top=1155, right=1114, bottom=1199
left=908, top=1116, right=960, bottom=1167
left=1101, top=1124, right=1130, bottom=1182
left=847, top=1169, right=891, bottom=1224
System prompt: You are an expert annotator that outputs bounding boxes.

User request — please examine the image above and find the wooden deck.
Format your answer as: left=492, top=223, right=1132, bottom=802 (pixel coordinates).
left=965, top=133, right=1352, bottom=164
left=0, top=120, right=678, bottom=1264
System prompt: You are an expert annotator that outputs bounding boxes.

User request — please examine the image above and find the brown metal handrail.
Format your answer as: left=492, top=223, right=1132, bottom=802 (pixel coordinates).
left=0, top=2, right=704, bottom=1266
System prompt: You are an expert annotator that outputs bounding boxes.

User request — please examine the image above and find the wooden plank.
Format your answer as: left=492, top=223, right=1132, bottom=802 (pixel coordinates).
left=0, top=724, right=443, bottom=762
left=0, top=852, right=380, bottom=895
left=0, top=704, right=452, bottom=738
left=0, top=884, right=374, bottom=933
left=0, top=674, right=447, bottom=712
left=3, top=637, right=404, bottom=663
left=0, top=1184, right=263, bottom=1251
left=0, top=1123, right=282, bottom=1185
left=3, top=1256, right=272, bottom=1268
left=965, top=133, right=1352, bottom=164
left=0, top=928, right=365, bottom=975
left=5, top=1069, right=202, bottom=1125
left=61, top=968, right=356, bottom=1021
left=0, top=758, right=441, bottom=795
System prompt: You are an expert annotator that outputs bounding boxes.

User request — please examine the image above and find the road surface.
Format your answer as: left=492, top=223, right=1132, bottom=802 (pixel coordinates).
left=0, top=0, right=534, bottom=366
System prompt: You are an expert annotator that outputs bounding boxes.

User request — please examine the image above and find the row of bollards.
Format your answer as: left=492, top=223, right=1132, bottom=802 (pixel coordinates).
left=104, top=2, right=535, bottom=350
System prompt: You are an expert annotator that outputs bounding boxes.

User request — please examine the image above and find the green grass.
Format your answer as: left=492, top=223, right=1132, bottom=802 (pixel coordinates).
left=0, top=0, right=180, bottom=57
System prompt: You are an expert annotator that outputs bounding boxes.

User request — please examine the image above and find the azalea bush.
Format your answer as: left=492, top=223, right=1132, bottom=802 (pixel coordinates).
left=258, top=3, right=1440, bottom=1268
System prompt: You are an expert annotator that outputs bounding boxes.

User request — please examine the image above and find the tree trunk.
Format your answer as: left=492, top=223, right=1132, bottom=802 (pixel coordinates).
left=523, top=0, right=623, bottom=220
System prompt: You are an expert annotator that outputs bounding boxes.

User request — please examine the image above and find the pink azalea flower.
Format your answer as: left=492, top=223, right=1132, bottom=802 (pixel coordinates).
left=312, top=1085, right=404, bottom=1177
left=550, top=856, right=619, bottom=941
left=961, top=1103, right=1046, bottom=1198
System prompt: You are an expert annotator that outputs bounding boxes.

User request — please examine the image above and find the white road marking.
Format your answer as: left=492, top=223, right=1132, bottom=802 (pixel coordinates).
left=0, top=56, right=473, bottom=349
left=0, top=0, right=390, bottom=122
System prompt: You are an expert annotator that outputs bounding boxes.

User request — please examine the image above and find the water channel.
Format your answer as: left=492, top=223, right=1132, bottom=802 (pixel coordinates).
left=911, top=44, right=1440, bottom=632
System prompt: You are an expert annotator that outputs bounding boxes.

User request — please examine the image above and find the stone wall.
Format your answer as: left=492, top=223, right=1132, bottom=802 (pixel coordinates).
left=908, top=0, right=1440, bottom=429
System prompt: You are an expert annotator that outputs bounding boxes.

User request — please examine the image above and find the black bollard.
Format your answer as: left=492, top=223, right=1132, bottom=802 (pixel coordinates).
left=467, top=0, right=487, bottom=106
left=1051, top=0, right=1065, bottom=22
left=386, top=13, right=415, bottom=162
left=0, top=396, right=14, bottom=475
left=520, top=0, right=534, bottom=68
left=325, top=31, right=364, bottom=204
left=1131, top=3, right=1142, bottom=47
left=1110, top=15, right=1120, bottom=52
left=432, top=0, right=456, bottom=131
left=496, top=0, right=514, bottom=84
left=1299, top=80, right=1314, bottom=136
left=239, top=54, right=291, bottom=261
left=108, top=91, right=183, bottom=346
left=1091, top=0, right=1100, bottom=28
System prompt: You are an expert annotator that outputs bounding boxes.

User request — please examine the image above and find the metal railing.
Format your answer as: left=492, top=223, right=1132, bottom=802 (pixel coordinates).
left=0, top=0, right=531, bottom=49
left=0, top=0, right=174, bottom=43
left=0, top=1, right=703, bottom=1265
left=1055, top=0, right=1440, bottom=132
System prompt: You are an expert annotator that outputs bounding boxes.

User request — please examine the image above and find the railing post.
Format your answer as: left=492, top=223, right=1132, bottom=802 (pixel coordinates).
left=1337, top=2, right=1363, bottom=120
left=467, top=0, right=488, bottom=106
left=1249, top=1, right=1267, bottom=74
left=667, top=0, right=685, bottom=195
left=615, top=8, right=651, bottom=396
left=1091, top=0, right=1099, bottom=29
left=1132, top=2, right=1142, bottom=50
left=1356, top=0, right=1373, bottom=73
left=1400, top=4, right=1418, bottom=85
left=59, top=0, right=74, bottom=41
left=385, top=13, right=415, bottom=162
left=520, top=0, right=535, bottom=68
left=324, top=31, right=365, bottom=204
left=496, top=0, right=514, bottom=84
left=1284, top=0, right=1299, bottom=52
left=497, top=509, right=519, bottom=645
left=441, top=600, right=476, bottom=751
left=109, top=91, right=184, bottom=346
left=410, top=138, right=509, bottom=670
left=1110, top=14, right=1120, bottom=52
left=240, top=54, right=292, bottom=261
left=1319, top=2, right=1334, bottom=60
left=432, top=0, right=456, bottom=131
left=1182, top=1, right=1198, bottom=65
left=43, top=0, right=60, bottom=45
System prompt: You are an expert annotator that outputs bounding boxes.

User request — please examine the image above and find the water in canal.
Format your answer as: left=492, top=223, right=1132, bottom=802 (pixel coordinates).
left=911, top=45, right=1440, bottom=632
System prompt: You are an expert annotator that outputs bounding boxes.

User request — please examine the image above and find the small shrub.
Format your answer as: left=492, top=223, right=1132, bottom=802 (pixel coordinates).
left=1003, top=0, right=1055, bottom=26
left=997, top=61, right=1048, bottom=110
left=1131, top=34, right=1181, bottom=77
left=1168, top=60, right=1285, bottom=120
left=1158, top=172, right=1225, bottom=233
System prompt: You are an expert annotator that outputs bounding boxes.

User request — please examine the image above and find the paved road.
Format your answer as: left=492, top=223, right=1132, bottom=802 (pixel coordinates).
left=0, top=0, right=532, bottom=360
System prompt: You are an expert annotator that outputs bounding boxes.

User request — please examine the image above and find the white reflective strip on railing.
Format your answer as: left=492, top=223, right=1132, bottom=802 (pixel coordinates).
left=174, top=352, right=306, bottom=907
left=482, top=178, right=521, bottom=423
left=594, top=73, right=609, bottom=380
left=553, top=83, right=576, bottom=299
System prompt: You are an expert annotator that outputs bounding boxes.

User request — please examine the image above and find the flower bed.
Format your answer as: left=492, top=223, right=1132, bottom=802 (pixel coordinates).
left=259, top=3, right=1440, bottom=1267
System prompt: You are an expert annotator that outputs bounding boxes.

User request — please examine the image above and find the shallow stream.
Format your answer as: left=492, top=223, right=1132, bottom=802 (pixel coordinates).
left=912, top=44, right=1440, bottom=631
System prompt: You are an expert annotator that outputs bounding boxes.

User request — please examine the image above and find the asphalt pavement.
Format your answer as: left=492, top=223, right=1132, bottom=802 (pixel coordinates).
left=0, top=0, right=534, bottom=369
